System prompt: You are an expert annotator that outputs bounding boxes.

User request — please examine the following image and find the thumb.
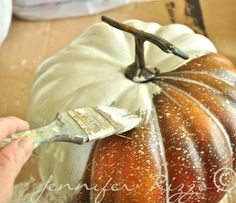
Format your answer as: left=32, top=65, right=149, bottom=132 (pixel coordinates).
left=0, top=137, right=33, bottom=185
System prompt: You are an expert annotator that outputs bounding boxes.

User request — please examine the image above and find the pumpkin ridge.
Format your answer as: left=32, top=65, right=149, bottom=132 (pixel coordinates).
left=177, top=53, right=235, bottom=72
left=49, top=78, right=133, bottom=108
left=157, top=87, right=183, bottom=108
left=155, top=71, right=236, bottom=102
left=86, top=109, right=170, bottom=202
left=146, top=50, right=212, bottom=74
left=156, top=76, right=236, bottom=169
left=159, top=70, right=236, bottom=87
left=155, top=85, right=233, bottom=201
left=154, top=92, right=207, bottom=201
left=149, top=108, right=170, bottom=202
left=70, top=44, right=133, bottom=68
left=158, top=74, right=236, bottom=104
left=157, top=72, right=236, bottom=103
left=90, top=140, right=108, bottom=202
left=151, top=25, right=193, bottom=42
left=114, top=83, right=159, bottom=120
left=159, top=82, right=233, bottom=155
left=155, top=75, right=222, bottom=94
left=76, top=23, right=134, bottom=64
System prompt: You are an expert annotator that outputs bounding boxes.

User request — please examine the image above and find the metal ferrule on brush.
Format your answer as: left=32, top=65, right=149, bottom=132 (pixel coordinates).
left=68, top=107, right=116, bottom=142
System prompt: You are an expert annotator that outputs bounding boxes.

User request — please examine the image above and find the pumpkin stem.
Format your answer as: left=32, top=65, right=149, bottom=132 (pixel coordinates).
left=101, top=16, right=189, bottom=83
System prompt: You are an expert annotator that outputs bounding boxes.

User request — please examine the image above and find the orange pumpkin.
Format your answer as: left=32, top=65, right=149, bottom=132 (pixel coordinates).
left=74, top=18, right=236, bottom=202
left=28, top=17, right=236, bottom=202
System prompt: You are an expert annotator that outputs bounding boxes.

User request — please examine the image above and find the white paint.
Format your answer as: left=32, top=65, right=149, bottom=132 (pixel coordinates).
left=97, top=106, right=141, bottom=133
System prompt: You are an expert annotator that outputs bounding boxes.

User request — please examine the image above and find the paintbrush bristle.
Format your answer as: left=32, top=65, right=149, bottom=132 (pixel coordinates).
left=95, top=106, right=142, bottom=134
left=67, top=106, right=142, bottom=142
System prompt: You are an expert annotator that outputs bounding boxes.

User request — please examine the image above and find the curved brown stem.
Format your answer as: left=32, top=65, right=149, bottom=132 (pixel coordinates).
left=101, top=16, right=189, bottom=83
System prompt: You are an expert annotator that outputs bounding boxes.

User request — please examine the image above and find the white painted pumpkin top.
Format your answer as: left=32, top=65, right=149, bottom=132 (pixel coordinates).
left=28, top=20, right=216, bottom=126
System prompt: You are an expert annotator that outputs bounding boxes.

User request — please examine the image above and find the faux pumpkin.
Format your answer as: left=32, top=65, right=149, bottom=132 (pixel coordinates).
left=27, top=17, right=236, bottom=202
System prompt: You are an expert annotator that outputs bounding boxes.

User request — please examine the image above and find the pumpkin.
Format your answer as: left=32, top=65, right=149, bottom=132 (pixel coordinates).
left=27, top=17, right=236, bottom=202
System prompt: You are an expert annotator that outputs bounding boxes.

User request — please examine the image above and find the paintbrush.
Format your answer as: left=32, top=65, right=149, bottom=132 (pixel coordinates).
left=2, top=107, right=141, bottom=148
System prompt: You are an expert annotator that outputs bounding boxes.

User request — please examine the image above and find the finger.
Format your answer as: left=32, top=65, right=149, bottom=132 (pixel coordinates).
left=0, top=137, right=33, bottom=186
left=0, top=117, right=29, bottom=141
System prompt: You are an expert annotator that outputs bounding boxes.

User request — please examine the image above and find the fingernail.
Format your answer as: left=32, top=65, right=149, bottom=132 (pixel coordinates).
left=17, top=137, right=33, bottom=159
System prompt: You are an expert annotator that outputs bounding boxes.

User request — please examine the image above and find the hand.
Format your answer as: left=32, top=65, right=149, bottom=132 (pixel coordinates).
left=0, top=117, right=33, bottom=203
